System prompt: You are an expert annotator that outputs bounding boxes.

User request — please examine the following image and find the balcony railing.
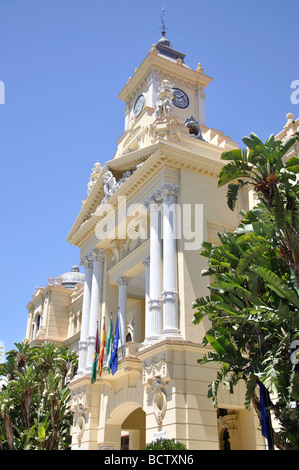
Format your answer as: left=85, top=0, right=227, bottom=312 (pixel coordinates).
left=103, top=342, right=140, bottom=369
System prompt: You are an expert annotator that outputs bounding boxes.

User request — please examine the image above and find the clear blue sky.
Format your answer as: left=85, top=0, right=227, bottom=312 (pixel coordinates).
left=0, top=0, right=298, bottom=357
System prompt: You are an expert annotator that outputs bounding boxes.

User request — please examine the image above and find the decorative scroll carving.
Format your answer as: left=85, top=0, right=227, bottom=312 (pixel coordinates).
left=152, top=377, right=167, bottom=425
left=142, top=355, right=170, bottom=426
left=80, top=252, right=93, bottom=269
left=143, top=183, right=179, bottom=208
left=71, top=386, right=88, bottom=448
left=108, top=224, right=149, bottom=269
left=142, top=355, right=168, bottom=384
left=91, top=247, right=105, bottom=263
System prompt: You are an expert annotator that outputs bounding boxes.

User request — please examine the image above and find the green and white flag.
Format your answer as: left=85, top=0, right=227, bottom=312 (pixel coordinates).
left=106, top=313, right=113, bottom=374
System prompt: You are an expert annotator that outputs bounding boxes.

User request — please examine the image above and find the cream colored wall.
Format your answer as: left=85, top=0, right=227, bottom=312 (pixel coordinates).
left=26, top=283, right=85, bottom=347
left=178, top=168, right=243, bottom=342
left=156, top=345, right=219, bottom=449
left=127, top=298, right=144, bottom=343
left=103, top=283, right=119, bottom=332
left=26, top=295, right=44, bottom=342
left=78, top=341, right=261, bottom=451
left=46, top=288, right=72, bottom=340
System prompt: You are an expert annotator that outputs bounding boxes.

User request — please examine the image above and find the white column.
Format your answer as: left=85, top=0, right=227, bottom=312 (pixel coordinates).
left=143, top=196, right=163, bottom=341
left=142, top=256, right=150, bottom=341
left=25, top=309, right=33, bottom=342
left=160, top=183, right=181, bottom=337
left=33, top=313, right=39, bottom=339
left=77, top=253, right=93, bottom=374
left=86, top=248, right=105, bottom=370
left=117, top=276, right=131, bottom=346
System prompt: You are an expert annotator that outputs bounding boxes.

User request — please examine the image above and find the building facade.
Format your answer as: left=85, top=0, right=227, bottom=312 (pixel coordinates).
left=25, top=33, right=299, bottom=450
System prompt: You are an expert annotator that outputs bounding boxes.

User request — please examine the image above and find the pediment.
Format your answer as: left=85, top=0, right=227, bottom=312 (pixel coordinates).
left=66, top=148, right=156, bottom=243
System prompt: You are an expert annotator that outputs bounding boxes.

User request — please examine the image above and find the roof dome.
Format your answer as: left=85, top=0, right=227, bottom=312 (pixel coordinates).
left=157, top=34, right=172, bottom=49
left=155, top=34, right=186, bottom=63
left=61, top=265, right=85, bottom=289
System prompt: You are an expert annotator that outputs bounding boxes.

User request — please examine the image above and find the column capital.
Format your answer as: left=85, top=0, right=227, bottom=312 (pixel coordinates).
left=156, top=183, right=179, bottom=202
left=143, top=194, right=159, bottom=210
left=161, top=290, right=179, bottom=302
left=117, top=276, right=131, bottom=287
left=143, top=184, right=179, bottom=208
left=80, top=253, right=93, bottom=269
left=91, top=247, right=105, bottom=263
left=142, top=256, right=150, bottom=267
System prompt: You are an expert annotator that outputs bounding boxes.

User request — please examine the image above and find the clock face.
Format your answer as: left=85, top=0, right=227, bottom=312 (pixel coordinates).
left=172, top=88, right=189, bottom=109
left=133, top=94, right=145, bottom=117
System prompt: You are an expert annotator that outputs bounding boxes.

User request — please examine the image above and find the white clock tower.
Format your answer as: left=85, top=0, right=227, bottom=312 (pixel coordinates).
left=117, top=31, right=212, bottom=143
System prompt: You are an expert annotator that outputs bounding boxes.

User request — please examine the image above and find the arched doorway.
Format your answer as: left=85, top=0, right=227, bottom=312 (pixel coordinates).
left=105, top=403, right=146, bottom=450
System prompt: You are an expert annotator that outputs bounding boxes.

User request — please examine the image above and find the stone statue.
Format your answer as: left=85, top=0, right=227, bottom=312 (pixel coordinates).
left=102, top=170, right=118, bottom=203
left=155, top=79, right=174, bottom=119
left=101, top=169, right=133, bottom=204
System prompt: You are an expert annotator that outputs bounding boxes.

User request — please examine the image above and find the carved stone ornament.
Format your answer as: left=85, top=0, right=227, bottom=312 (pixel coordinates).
left=74, top=404, right=87, bottom=447
left=142, top=355, right=169, bottom=384
left=87, top=162, right=102, bottom=196
left=71, top=386, right=88, bottom=447
left=102, top=170, right=118, bottom=203
left=143, top=355, right=172, bottom=426
left=151, top=377, right=167, bottom=425
left=168, top=119, right=181, bottom=141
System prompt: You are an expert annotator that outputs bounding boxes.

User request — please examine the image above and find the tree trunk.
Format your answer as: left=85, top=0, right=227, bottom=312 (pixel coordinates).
left=4, top=415, right=14, bottom=450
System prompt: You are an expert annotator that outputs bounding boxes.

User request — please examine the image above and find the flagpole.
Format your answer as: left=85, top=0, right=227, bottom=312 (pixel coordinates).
left=98, top=316, right=105, bottom=377
left=257, top=332, right=274, bottom=450
left=118, top=307, right=123, bottom=359
left=91, top=321, right=99, bottom=384
left=107, top=312, right=113, bottom=374
left=111, top=311, right=120, bottom=375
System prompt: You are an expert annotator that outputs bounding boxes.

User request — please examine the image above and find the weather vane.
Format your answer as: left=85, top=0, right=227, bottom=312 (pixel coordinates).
left=160, top=6, right=166, bottom=37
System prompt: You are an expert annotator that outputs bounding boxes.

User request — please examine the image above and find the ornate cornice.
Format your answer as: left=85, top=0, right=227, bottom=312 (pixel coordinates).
left=67, top=140, right=225, bottom=248
left=118, top=50, right=212, bottom=104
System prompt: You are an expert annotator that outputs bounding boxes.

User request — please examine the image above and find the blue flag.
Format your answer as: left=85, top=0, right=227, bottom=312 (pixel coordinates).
left=259, top=382, right=274, bottom=450
left=110, top=315, right=119, bottom=375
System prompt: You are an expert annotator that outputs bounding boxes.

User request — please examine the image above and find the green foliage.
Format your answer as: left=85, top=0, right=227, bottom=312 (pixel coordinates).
left=218, top=131, right=299, bottom=286
left=193, top=132, right=299, bottom=450
left=0, top=341, right=78, bottom=450
left=143, top=438, right=187, bottom=450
